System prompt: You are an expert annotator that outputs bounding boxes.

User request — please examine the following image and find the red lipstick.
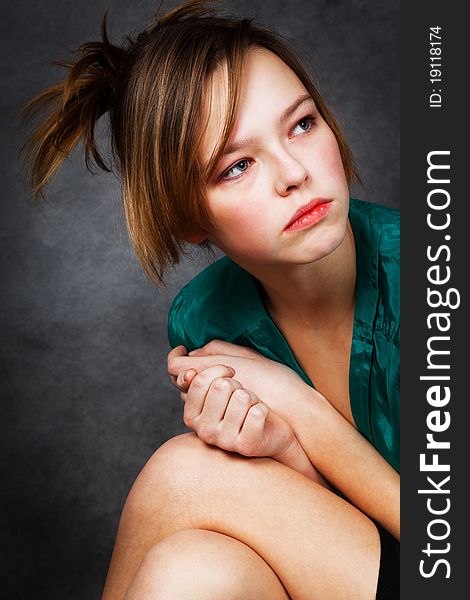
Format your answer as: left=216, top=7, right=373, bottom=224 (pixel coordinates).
left=284, top=198, right=332, bottom=232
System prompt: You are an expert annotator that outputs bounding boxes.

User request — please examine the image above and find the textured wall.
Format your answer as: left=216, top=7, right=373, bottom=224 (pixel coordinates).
left=0, top=0, right=399, bottom=597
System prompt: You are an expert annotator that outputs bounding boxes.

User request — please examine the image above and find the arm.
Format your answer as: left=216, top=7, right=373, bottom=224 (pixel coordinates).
left=288, top=388, right=400, bottom=540
left=271, top=433, right=325, bottom=483
left=168, top=341, right=400, bottom=540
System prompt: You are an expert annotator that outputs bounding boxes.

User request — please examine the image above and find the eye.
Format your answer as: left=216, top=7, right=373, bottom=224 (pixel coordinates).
left=222, top=159, right=252, bottom=181
left=291, top=116, right=316, bottom=137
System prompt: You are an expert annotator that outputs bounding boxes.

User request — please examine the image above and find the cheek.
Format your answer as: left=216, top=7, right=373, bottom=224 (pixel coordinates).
left=320, top=136, right=348, bottom=184
left=209, top=198, right=256, bottom=234
left=208, top=198, right=274, bottom=255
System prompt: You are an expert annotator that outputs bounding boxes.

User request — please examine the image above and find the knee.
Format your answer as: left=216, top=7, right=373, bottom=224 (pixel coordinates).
left=130, top=432, right=219, bottom=492
left=125, top=529, right=245, bottom=600
left=149, top=431, right=218, bottom=473
left=124, top=433, right=236, bottom=520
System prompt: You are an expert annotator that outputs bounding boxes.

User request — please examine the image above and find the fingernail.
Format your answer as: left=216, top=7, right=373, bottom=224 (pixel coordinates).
left=188, top=349, right=199, bottom=356
left=182, top=370, right=189, bottom=382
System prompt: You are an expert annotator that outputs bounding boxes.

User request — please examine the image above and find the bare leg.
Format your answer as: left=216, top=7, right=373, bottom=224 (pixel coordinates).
left=102, top=433, right=381, bottom=600
left=125, top=528, right=290, bottom=600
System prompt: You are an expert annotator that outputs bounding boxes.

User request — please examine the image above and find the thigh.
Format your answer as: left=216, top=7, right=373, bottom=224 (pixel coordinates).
left=104, top=433, right=381, bottom=600
left=125, top=528, right=291, bottom=600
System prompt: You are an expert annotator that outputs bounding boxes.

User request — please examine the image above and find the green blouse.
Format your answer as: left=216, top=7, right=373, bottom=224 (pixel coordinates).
left=168, top=198, right=400, bottom=472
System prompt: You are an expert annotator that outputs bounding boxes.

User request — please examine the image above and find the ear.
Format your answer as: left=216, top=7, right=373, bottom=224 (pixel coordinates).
left=185, top=230, right=207, bottom=244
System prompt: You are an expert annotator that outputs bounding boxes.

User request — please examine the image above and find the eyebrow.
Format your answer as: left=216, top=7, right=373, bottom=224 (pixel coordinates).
left=222, top=93, right=314, bottom=157
left=279, top=93, right=313, bottom=126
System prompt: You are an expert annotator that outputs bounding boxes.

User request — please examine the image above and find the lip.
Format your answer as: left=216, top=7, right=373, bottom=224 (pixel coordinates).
left=283, top=198, right=333, bottom=232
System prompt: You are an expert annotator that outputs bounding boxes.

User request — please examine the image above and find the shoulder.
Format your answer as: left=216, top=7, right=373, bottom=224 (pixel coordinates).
left=167, top=256, right=255, bottom=350
left=350, top=197, right=400, bottom=234
left=351, top=197, right=400, bottom=335
left=350, top=197, right=400, bottom=264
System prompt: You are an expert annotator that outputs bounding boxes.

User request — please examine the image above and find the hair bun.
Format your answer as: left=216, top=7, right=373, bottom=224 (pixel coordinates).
left=61, top=10, right=125, bottom=105
left=19, top=9, right=128, bottom=195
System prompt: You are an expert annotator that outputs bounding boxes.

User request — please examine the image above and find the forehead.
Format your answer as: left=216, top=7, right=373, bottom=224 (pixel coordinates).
left=200, top=47, right=308, bottom=168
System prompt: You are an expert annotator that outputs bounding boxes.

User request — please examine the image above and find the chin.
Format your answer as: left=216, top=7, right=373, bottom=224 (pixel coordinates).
left=300, top=223, right=348, bottom=263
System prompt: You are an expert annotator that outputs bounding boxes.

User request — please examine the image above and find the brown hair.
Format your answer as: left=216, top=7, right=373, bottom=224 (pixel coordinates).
left=20, top=0, right=359, bottom=285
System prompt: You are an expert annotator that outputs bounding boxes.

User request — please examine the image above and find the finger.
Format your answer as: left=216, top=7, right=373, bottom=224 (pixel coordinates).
left=168, top=345, right=188, bottom=360
left=188, top=339, right=260, bottom=358
left=167, top=345, right=188, bottom=372
left=167, top=354, right=222, bottom=376
left=175, top=368, right=198, bottom=391
left=221, top=388, right=259, bottom=439
left=237, top=403, right=269, bottom=455
left=184, top=365, right=236, bottom=422
left=198, top=377, right=243, bottom=424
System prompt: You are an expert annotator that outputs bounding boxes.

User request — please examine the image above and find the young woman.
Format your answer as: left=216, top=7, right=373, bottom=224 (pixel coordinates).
left=21, top=1, right=399, bottom=598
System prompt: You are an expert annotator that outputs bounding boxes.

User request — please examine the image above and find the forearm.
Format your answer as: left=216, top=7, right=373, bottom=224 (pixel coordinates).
left=271, top=435, right=331, bottom=488
left=288, top=392, right=400, bottom=540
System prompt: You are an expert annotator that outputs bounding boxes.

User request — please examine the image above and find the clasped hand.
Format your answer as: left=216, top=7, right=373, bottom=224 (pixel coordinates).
left=172, top=360, right=297, bottom=459
left=167, top=340, right=313, bottom=459
left=168, top=340, right=322, bottom=421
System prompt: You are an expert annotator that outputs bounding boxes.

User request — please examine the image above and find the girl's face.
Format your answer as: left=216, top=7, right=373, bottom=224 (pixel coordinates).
left=199, top=47, right=350, bottom=269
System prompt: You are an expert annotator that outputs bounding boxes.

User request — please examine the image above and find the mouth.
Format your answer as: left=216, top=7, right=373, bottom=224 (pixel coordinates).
left=283, top=198, right=333, bottom=232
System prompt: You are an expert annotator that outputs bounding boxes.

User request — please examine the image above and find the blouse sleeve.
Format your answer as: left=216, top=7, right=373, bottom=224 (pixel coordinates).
left=167, top=287, right=199, bottom=351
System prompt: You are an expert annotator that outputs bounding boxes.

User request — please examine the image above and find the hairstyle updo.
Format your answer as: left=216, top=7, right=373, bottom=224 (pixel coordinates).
left=20, top=0, right=359, bottom=285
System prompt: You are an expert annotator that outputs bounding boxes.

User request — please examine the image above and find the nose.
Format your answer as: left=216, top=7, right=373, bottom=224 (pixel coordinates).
left=273, top=149, right=308, bottom=197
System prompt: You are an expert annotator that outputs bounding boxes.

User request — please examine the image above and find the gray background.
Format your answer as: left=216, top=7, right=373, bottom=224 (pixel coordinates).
left=1, top=0, right=399, bottom=597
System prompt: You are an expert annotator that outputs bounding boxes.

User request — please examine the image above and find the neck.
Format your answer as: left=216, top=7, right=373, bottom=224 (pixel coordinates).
left=242, top=221, right=356, bottom=330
